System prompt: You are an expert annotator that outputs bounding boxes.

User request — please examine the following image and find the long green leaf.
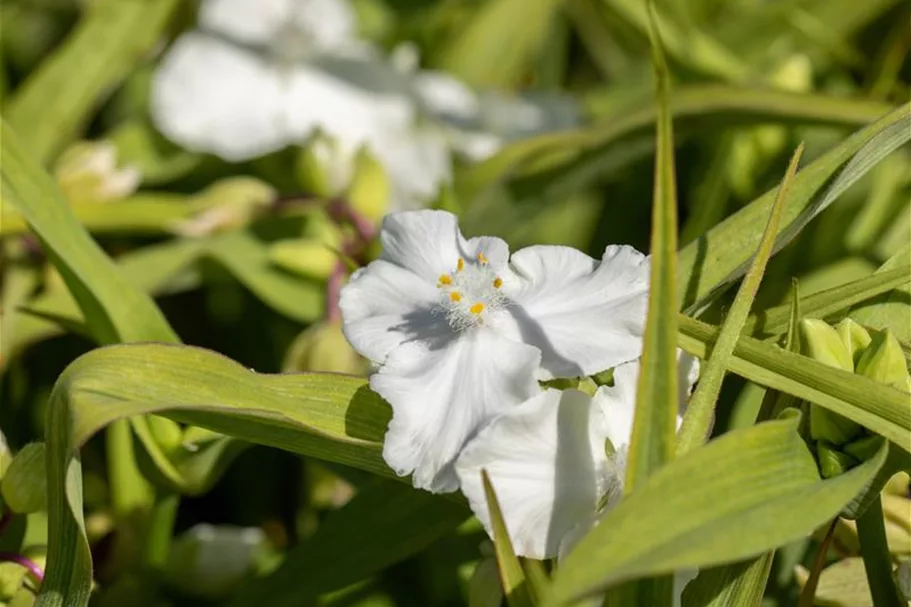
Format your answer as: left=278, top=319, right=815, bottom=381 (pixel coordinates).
left=745, top=266, right=910, bottom=338
left=681, top=555, right=773, bottom=607
left=850, top=245, right=911, bottom=344
left=551, top=419, right=887, bottom=603
left=624, top=0, right=679, bottom=492
left=678, top=315, right=911, bottom=451
left=676, top=144, right=803, bottom=454
left=229, top=480, right=469, bottom=607
left=0, top=118, right=179, bottom=345
left=6, top=0, right=180, bottom=163
left=678, top=103, right=911, bottom=312
left=482, top=470, right=533, bottom=607
left=856, top=496, right=904, bottom=606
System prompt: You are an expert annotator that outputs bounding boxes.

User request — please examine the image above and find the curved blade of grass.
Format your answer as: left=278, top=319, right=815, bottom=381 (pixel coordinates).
left=6, top=0, right=180, bottom=163
left=679, top=103, right=911, bottom=312
left=745, top=266, right=910, bottom=338
left=482, top=470, right=534, bottom=607
left=850, top=245, right=911, bottom=344
left=856, top=496, right=904, bottom=606
left=624, top=0, right=678, bottom=492
left=0, top=118, right=179, bottom=344
left=229, top=480, right=470, bottom=607
left=678, top=315, right=911, bottom=451
left=551, top=420, right=887, bottom=603
left=676, top=144, right=804, bottom=455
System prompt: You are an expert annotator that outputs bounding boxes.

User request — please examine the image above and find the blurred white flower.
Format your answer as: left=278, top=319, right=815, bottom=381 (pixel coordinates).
left=339, top=210, right=650, bottom=492
left=166, top=523, right=265, bottom=598
left=455, top=356, right=699, bottom=560
left=54, top=141, right=141, bottom=204
left=151, top=0, right=451, bottom=210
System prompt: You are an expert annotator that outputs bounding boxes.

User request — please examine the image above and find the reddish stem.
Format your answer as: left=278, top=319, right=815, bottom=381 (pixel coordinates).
left=0, top=552, right=44, bottom=583
left=326, top=261, right=346, bottom=323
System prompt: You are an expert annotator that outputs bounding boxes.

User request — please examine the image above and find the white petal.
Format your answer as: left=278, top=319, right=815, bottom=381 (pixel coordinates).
left=285, top=58, right=416, bottom=146
left=373, top=327, right=541, bottom=493
left=593, top=350, right=702, bottom=452
left=339, top=260, right=450, bottom=364
left=151, top=33, right=290, bottom=161
left=370, top=127, right=452, bottom=212
left=478, top=91, right=580, bottom=140
left=500, top=244, right=649, bottom=378
left=455, top=389, right=610, bottom=558
left=414, top=71, right=482, bottom=126
left=379, top=210, right=509, bottom=282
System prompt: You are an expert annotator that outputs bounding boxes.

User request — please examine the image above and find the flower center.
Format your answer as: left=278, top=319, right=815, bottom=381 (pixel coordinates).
left=436, top=253, right=507, bottom=330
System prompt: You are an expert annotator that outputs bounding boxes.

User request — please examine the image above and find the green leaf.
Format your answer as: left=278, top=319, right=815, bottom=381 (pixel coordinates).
left=678, top=103, right=911, bottom=312
left=677, top=144, right=804, bottom=454
left=745, top=267, right=910, bottom=339
left=677, top=315, right=911, bottom=452
left=0, top=118, right=179, bottom=345
left=482, top=470, right=533, bottom=607
left=551, top=419, right=887, bottom=603
left=681, top=555, right=772, bottom=607
left=623, top=0, right=679, bottom=492
left=228, top=480, right=469, bottom=607
left=5, top=0, right=180, bottom=163
left=437, top=0, right=562, bottom=87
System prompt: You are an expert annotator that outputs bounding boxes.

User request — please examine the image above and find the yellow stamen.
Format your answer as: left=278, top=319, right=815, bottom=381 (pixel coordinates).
left=470, top=302, right=485, bottom=315
left=493, top=277, right=503, bottom=289
left=450, top=292, right=462, bottom=302
left=457, top=258, right=465, bottom=272
left=477, top=252, right=488, bottom=265
left=438, top=274, right=452, bottom=286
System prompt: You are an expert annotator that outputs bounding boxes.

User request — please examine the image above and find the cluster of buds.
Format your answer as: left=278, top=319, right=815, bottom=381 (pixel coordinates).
left=799, top=318, right=910, bottom=478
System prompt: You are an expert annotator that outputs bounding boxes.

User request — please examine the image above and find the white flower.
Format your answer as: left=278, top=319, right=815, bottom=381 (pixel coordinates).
left=455, top=355, right=700, bottom=559
left=151, top=0, right=451, bottom=211
left=339, top=210, right=650, bottom=492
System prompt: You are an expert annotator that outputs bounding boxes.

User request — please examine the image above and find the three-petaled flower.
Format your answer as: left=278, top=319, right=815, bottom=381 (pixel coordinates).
left=340, top=210, right=651, bottom=492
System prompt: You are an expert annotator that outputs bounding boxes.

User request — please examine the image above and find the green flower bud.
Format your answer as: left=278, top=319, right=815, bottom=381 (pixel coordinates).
left=347, top=146, right=390, bottom=224
left=816, top=441, right=859, bottom=479
left=295, top=134, right=345, bottom=198
left=146, top=417, right=183, bottom=456
left=283, top=321, right=365, bottom=374
left=54, top=141, right=141, bottom=204
left=268, top=239, right=338, bottom=280
left=172, top=177, right=275, bottom=237
left=835, top=318, right=872, bottom=367
left=0, top=443, right=47, bottom=513
left=801, top=319, right=862, bottom=445
left=855, top=329, right=911, bottom=392
left=165, top=524, right=265, bottom=599
left=800, top=319, right=855, bottom=371
left=842, top=434, right=883, bottom=462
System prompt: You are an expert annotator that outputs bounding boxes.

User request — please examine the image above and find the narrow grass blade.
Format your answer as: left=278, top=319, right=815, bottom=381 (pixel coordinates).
left=856, top=496, right=904, bottom=606
left=482, top=470, right=534, bottom=607
left=681, top=555, right=773, bottom=607
left=676, top=144, right=804, bottom=455
left=624, top=0, right=679, bottom=492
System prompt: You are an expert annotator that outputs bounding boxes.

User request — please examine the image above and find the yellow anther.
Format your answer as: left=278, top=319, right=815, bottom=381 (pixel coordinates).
left=477, top=252, right=488, bottom=265
left=493, top=277, right=503, bottom=289
left=470, top=302, right=485, bottom=315
left=457, top=258, right=465, bottom=272
left=438, top=274, right=452, bottom=286
left=450, top=292, right=462, bottom=302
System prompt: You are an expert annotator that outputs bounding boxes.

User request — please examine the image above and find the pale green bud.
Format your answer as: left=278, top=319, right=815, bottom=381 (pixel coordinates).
left=146, top=417, right=183, bottom=456
left=268, top=239, right=338, bottom=280
left=165, top=524, right=265, bottom=598
left=800, top=318, right=855, bottom=372
left=295, top=134, right=343, bottom=198
left=54, top=141, right=141, bottom=204
left=855, top=329, right=911, bottom=392
left=816, top=441, right=858, bottom=479
left=172, top=177, right=275, bottom=237
left=347, top=146, right=390, bottom=224
left=835, top=318, right=872, bottom=367
left=885, top=472, right=910, bottom=496
left=282, top=321, right=365, bottom=374
left=0, top=443, right=47, bottom=513
left=770, top=54, right=813, bottom=93
left=842, top=434, right=883, bottom=462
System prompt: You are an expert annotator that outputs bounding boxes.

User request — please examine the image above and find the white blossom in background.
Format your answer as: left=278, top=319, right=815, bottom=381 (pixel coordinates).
left=54, top=141, right=141, bottom=204
left=339, top=210, right=650, bottom=492
left=455, top=355, right=700, bottom=604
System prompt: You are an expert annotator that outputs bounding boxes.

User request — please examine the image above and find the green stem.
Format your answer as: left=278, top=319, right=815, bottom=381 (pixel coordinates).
left=856, top=496, right=903, bottom=607
left=106, top=419, right=152, bottom=516
left=143, top=492, right=180, bottom=569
